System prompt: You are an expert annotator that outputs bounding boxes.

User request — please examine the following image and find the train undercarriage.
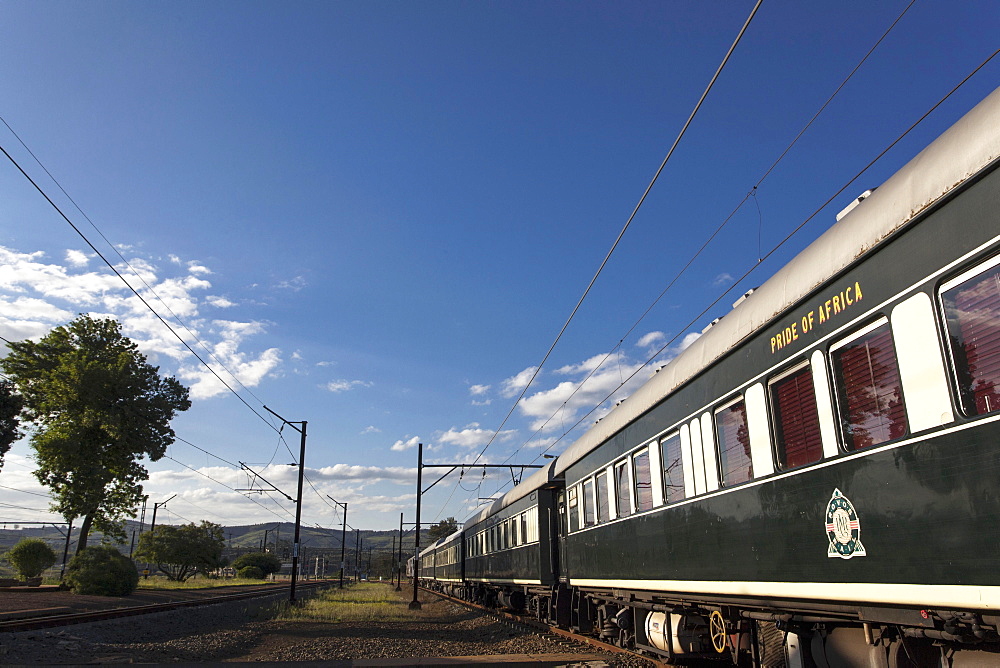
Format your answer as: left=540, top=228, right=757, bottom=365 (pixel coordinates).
left=423, top=578, right=1000, bottom=667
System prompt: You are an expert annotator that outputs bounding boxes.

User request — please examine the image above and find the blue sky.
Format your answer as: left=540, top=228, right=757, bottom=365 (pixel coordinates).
left=0, top=1, right=997, bottom=533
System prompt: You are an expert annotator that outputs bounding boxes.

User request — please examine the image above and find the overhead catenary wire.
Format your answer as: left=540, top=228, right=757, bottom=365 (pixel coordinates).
left=488, top=0, right=929, bottom=474
left=480, top=46, right=1000, bottom=502
left=0, top=140, right=281, bottom=435
left=0, top=115, right=280, bottom=435
left=469, top=0, right=764, bottom=469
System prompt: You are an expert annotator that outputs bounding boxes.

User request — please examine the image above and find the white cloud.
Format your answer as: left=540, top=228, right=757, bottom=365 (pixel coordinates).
left=437, top=424, right=516, bottom=449
left=65, top=249, right=90, bottom=267
left=361, top=425, right=381, bottom=434
left=187, top=262, right=212, bottom=275
left=516, top=350, right=646, bottom=432
left=324, top=379, right=372, bottom=393
left=206, top=295, right=235, bottom=308
left=636, top=331, right=666, bottom=349
left=469, top=384, right=490, bottom=396
left=713, top=273, right=734, bottom=286
left=391, top=436, right=421, bottom=452
left=275, top=276, right=307, bottom=291
left=500, top=366, right=538, bottom=398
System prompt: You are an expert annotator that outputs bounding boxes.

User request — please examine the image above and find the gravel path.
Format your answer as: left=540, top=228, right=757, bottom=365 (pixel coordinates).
left=0, top=588, right=656, bottom=666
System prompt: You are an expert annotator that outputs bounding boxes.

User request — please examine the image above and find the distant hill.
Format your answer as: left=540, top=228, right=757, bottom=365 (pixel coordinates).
left=0, top=520, right=428, bottom=561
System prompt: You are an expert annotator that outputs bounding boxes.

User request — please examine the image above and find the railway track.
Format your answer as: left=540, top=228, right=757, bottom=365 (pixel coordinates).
left=418, top=586, right=665, bottom=667
left=0, top=580, right=329, bottom=633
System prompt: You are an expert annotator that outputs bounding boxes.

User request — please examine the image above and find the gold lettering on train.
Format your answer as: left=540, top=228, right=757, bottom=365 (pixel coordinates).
left=770, top=281, right=863, bottom=354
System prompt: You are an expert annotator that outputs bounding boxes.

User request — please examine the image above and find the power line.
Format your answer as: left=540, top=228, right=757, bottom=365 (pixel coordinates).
left=163, top=455, right=293, bottom=522
left=481, top=47, right=1000, bottom=502
left=487, top=0, right=930, bottom=474
left=0, top=141, right=281, bottom=434
left=471, top=0, right=763, bottom=468
left=0, top=115, right=280, bottom=434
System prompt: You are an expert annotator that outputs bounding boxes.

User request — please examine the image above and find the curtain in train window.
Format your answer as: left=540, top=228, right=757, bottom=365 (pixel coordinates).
left=660, top=432, right=685, bottom=504
left=831, top=321, right=908, bottom=449
left=633, top=449, right=653, bottom=511
left=942, top=261, right=1000, bottom=416
left=614, top=461, right=632, bottom=517
left=595, top=471, right=610, bottom=523
left=520, top=512, right=528, bottom=543
left=582, top=478, right=596, bottom=526
left=770, top=364, right=824, bottom=468
left=715, top=399, right=753, bottom=486
left=567, top=485, right=580, bottom=531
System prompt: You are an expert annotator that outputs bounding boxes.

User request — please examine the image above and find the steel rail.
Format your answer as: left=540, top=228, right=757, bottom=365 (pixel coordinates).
left=0, top=581, right=328, bottom=633
left=417, top=585, right=669, bottom=667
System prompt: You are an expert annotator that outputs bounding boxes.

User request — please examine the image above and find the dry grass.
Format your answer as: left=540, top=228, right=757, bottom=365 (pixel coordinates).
left=137, top=576, right=272, bottom=590
left=280, top=581, right=425, bottom=622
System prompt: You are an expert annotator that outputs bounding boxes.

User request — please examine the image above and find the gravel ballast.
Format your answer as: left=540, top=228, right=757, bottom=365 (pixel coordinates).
left=0, top=588, right=655, bottom=665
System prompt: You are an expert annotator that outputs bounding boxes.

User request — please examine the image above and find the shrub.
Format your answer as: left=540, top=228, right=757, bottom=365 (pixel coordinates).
left=65, top=546, right=139, bottom=596
left=237, top=565, right=264, bottom=580
left=232, top=552, right=281, bottom=576
left=5, top=538, right=57, bottom=579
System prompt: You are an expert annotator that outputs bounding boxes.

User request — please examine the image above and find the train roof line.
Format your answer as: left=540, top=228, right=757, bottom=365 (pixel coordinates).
left=552, top=84, right=1000, bottom=479
left=454, top=85, right=1000, bottom=527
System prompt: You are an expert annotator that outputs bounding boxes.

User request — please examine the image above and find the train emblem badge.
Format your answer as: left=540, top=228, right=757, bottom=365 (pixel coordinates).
left=825, top=489, right=866, bottom=559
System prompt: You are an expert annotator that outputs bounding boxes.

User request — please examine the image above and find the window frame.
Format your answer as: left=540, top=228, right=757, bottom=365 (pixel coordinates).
left=768, top=360, right=825, bottom=471
left=828, top=316, right=910, bottom=451
left=939, top=253, right=1000, bottom=418
left=714, top=394, right=754, bottom=487
left=632, top=447, right=654, bottom=512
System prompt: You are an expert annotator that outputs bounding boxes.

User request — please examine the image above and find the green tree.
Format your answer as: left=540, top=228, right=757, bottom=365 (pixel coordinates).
left=0, top=315, right=190, bottom=552
left=5, top=538, right=57, bottom=579
left=232, top=551, right=282, bottom=576
left=428, top=517, right=459, bottom=541
left=135, top=521, right=225, bottom=581
left=64, top=545, right=138, bottom=596
left=0, top=379, right=23, bottom=469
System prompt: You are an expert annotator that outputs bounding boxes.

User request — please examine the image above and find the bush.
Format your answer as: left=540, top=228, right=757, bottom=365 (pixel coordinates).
left=237, top=565, right=264, bottom=580
left=232, top=552, right=281, bottom=576
left=64, top=546, right=139, bottom=596
left=5, top=538, right=57, bottom=579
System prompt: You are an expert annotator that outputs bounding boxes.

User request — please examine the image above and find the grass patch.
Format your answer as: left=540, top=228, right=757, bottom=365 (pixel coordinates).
left=137, top=576, right=272, bottom=590
left=280, top=581, right=421, bottom=623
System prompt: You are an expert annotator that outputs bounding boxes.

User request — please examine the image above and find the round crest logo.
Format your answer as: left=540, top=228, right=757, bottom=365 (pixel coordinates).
left=825, top=488, right=866, bottom=559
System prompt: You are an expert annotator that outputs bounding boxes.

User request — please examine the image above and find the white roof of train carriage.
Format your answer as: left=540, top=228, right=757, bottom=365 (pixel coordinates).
left=552, top=84, right=1000, bottom=477
left=463, top=460, right=558, bottom=530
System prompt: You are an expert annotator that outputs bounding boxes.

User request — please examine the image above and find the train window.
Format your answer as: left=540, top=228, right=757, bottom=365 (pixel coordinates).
left=769, top=363, right=824, bottom=469
left=511, top=516, right=520, bottom=546
left=831, top=319, right=909, bottom=449
left=614, top=461, right=632, bottom=517
left=568, top=485, right=580, bottom=532
left=582, top=478, right=596, bottom=526
left=715, top=398, right=753, bottom=486
left=660, top=432, right=685, bottom=504
left=941, top=257, right=1000, bottom=416
left=633, top=448, right=653, bottom=511
left=595, top=471, right=610, bottom=523
left=520, top=512, right=528, bottom=543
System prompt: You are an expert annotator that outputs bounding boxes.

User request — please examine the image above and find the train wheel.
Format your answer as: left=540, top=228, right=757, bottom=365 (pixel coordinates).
left=709, top=610, right=728, bottom=654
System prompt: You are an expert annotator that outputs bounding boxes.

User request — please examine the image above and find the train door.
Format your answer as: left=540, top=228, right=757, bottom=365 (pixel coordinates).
left=556, top=489, right=568, bottom=582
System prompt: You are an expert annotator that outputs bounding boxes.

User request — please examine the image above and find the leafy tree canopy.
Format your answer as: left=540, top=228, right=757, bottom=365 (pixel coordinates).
left=0, top=315, right=190, bottom=552
left=5, top=538, right=57, bottom=579
left=135, top=521, right=225, bottom=581
left=428, top=517, right=459, bottom=541
left=232, top=551, right=282, bottom=576
left=0, top=379, right=23, bottom=469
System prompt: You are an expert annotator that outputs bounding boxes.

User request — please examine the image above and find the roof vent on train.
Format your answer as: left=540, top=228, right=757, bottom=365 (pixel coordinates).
left=731, top=288, right=757, bottom=310
left=835, top=187, right=877, bottom=222
left=701, top=317, right=722, bottom=334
